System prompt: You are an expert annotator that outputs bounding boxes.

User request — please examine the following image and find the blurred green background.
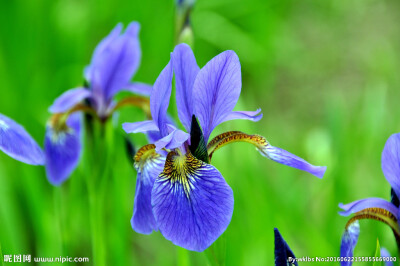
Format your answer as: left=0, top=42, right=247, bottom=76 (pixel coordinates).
left=1, top=0, right=400, bottom=265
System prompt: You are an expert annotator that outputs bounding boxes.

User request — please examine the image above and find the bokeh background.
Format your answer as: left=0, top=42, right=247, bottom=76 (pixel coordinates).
left=1, top=0, right=400, bottom=265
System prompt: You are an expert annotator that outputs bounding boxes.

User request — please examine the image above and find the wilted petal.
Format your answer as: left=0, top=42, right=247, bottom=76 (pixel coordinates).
left=152, top=152, right=234, bottom=252
left=121, top=82, right=152, bottom=96
left=44, top=113, right=82, bottom=185
left=122, top=120, right=158, bottom=134
left=0, top=113, right=44, bottom=165
left=150, top=61, right=173, bottom=137
left=261, top=145, right=326, bottom=178
left=48, top=88, right=91, bottom=113
left=171, top=43, right=199, bottom=131
left=222, top=109, right=263, bottom=123
left=132, top=144, right=166, bottom=234
left=274, top=228, right=298, bottom=266
left=154, top=129, right=190, bottom=151
left=192, top=50, right=241, bottom=142
left=381, top=133, right=400, bottom=199
left=340, top=221, right=360, bottom=266
left=339, top=198, right=398, bottom=218
left=380, top=247, right=394, bottom=266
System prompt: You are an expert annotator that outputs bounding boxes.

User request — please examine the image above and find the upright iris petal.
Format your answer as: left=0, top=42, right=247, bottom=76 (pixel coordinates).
left=86, top=22, right=143, bottom=103
left=171, top=43, right=199, bottom=131
left=151, top=151, right=234, bottom=252
left=192, top=50, right=241, bottom=142
left=0, top=113, right=44, bottom=165
left=381, top=133, right=400, bottom=199
left=44, top=113, right=82, bottom=185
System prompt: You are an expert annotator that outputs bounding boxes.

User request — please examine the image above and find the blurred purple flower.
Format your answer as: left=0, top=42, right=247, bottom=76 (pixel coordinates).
left=45, top=22, right=150, bottom=186
left=0, top=113, right=44, bottom=165
left=123, top=44, right=326, bottom=251
left=50, top=22, right=151, bottom=118
left=339, top=133, right=400, bottom=265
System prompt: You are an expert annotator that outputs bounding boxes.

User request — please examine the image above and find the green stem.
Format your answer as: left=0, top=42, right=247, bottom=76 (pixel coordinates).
left=53, top=187, right=64, bottom=256
left=177, top=247, right=190, bottom=266
left=84, top=117, right=110, bottom=266
left=0, top=240, right=3, bottom=266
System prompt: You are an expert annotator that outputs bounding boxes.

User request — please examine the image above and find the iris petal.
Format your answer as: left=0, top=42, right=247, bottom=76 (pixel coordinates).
left=49, top=88, right=91, bottom=113
left=381, top=133, right=400, bottom=199
left=151, top=151, right=234, bottom=252
left=207, top=131, right=326, bottom=178
left=274, top=228, right=298, bottom=266
left=122, top=120, right=159, bottom=134
left=221, top=109, right=263, bottom=123
left=44, top=113, right=82, bottom=185
left=122, top=82, right=153, bottom=96
left=154, top=129, right=190, bottom=152
left=380, top=248, right=394, bottom=266
left=0, top=113, right=44, bottom=165
left=192, top=50, right=242, bottom=142
left=171, top=43, right=200, bottom=131
left=131, top=144, right=166, bottom=234
left=262, top=145, right=326, bottom=178
left=340, top=221, right=360, bottom=266
left=339, top=198, right=398, bottom=219
left=86, top=22, right=141, bottom=102
left=150, top=61, right=173, bottom=137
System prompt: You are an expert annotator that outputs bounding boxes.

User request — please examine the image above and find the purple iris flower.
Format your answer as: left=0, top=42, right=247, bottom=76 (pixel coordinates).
left=123, top=43, right=327, bottom=252
left=274, top=228, right=298, bottom=266
left=0, top=113, right=44, bottom=165
left=339, top=133, right=400, bottom=265
left=45, top=21, right=151, bottom=185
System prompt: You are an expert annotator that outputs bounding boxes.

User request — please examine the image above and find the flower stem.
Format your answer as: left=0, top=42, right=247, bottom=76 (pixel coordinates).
left=177, top=247, right=190, bottom=266
left=84, top=116, right=112, bottom=266
left=0, top=240, right=3, bottom=265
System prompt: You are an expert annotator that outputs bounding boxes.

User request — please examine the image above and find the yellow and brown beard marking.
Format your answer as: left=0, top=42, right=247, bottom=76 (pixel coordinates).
left=159, top=151, right=203, bottom=199
left=134, top=144, right=161, bottom=171
left=346, top=207, right=400, bottom=237
left=207, top=131, right=268, bottom=160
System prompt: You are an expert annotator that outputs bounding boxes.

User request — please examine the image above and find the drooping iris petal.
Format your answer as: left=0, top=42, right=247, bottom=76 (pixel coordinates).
left=0, top=113, right=44, bottom=165
left=274, top=228, right=298, bottom=266
left=122, top=82, right=153, bottom=96
left=44, top=113, right=82, bottom=185
left=207, top=131, right=326, bottom=178
left=151, top=152, right=234, bottom=252
left=261, top=145, right=326, bottom=178
left=340, top=221, right=360, bottom=266
left=131, top=144, right=166, bottom=234
left=339, top=198, right=398, bottom=218
left=171, top=43, right=199, bottom=131
left=49, top=88, right=91, bottom=113
left=154, top=129, right=190, bottom=151
left=86, top=22, right=142, bottom=102
left=221, top=109, right=263, bottom=123
left=192, top=50, right=241, bottom=142
left=381, top=133, right=400, bottom=199
left=150, top=61, right=173, bottom=137
left=122, top=120, right=159, bottom=134
left=380, top=247, right=394, bottom=266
